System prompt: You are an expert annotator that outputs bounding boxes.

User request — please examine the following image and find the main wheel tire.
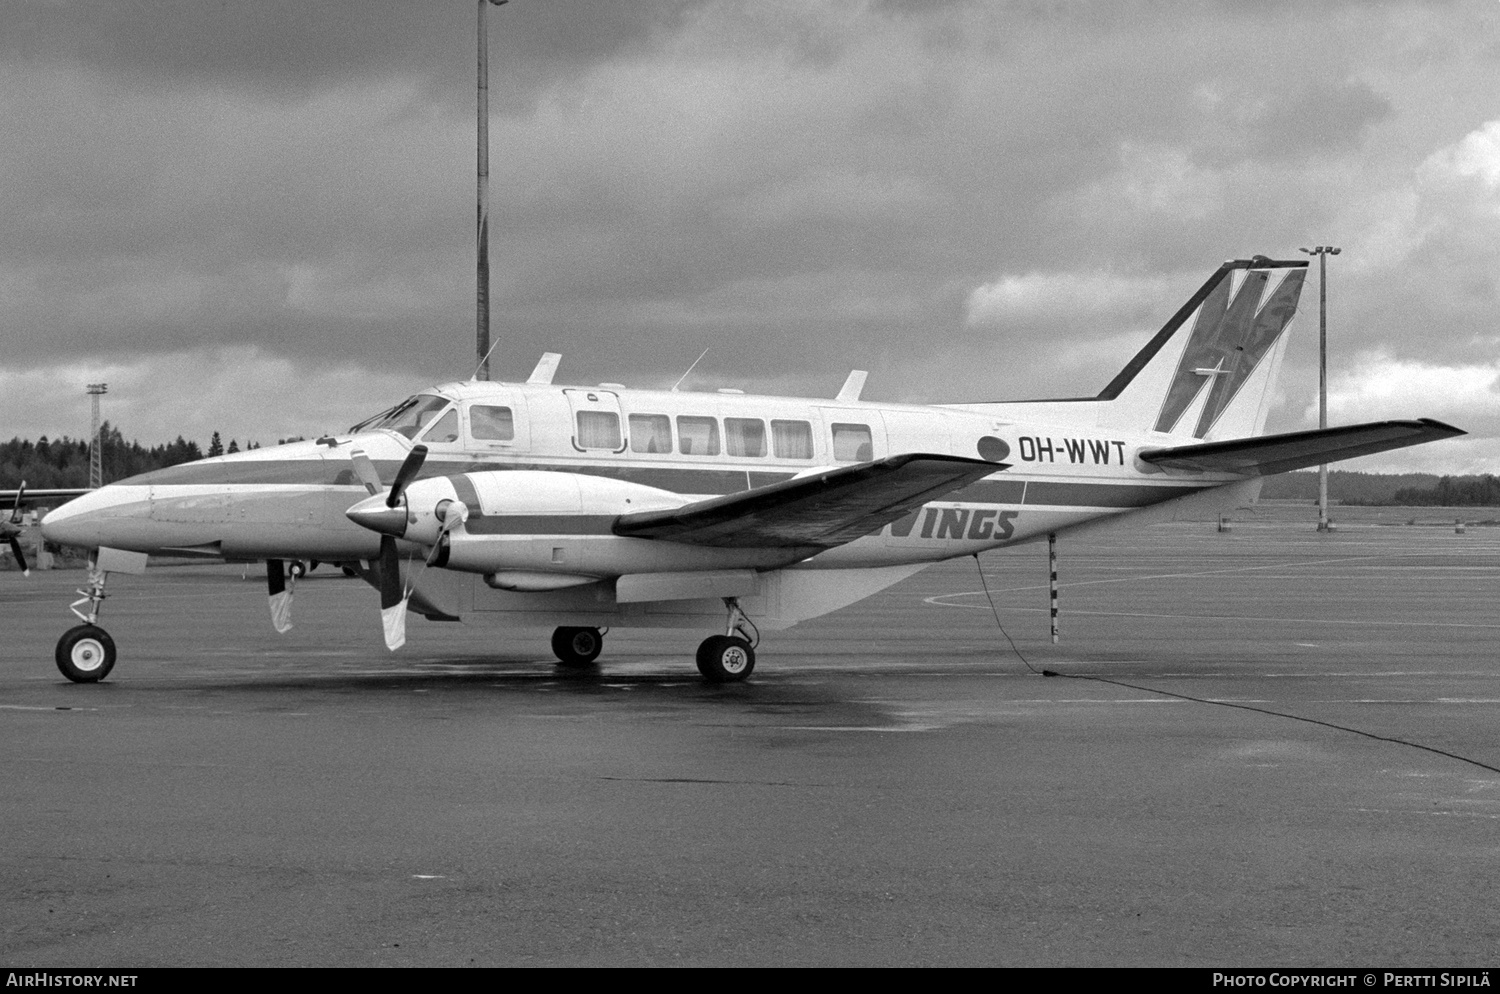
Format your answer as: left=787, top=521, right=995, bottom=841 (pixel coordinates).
left=695, top=635, right=755, bottom=683
left=55, top=624, right=117, bottom=683
left=551, top=626, right=603, bottom=667
left=288, top=560, right=307, bottom=579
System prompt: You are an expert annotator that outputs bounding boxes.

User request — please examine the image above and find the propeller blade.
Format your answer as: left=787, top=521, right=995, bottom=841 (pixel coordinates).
left=349, top=449, right=382, bottom=496
left=10, top=480, right=25, bottom=525
left=266, top=559, right=292, bottom=633
left=379, top=536, right=408, bottom=651
left=8, top=536, right=28, bottom=577
left=385, top=444, right=428, bottom=509
left=378, top=536, right=404, bottom=611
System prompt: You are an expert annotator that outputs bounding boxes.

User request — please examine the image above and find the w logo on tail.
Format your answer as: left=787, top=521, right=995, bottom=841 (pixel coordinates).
left=1154, top=265, right=1306, bottom=438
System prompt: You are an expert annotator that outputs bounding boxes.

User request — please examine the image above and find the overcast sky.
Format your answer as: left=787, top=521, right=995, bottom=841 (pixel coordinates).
left=3, top=0, right=1497, bottom=473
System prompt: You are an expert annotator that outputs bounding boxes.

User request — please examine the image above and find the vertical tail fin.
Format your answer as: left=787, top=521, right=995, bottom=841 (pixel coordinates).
left=1101, top=257, right=1308, bottom=440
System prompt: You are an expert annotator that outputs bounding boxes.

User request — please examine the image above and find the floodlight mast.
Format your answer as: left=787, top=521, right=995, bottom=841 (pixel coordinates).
left=86, top=383, right=107, bottom=489
left=476, top=0, right=508, bottom=381
left=1299, top=245, right=1341, bottom=532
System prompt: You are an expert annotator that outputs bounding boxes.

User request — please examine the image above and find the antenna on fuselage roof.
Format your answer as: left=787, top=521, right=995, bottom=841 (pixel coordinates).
left=670, top=347, right=711, bottom=393
left=469, top=336, right=504, bottom=382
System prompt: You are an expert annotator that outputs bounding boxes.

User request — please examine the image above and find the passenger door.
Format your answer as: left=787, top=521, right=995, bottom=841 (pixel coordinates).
left=564, top=389, right=627, bottom=454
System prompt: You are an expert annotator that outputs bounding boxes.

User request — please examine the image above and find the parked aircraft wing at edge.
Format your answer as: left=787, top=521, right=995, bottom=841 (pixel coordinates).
left=614, top=453, right=1002, bottom=548
left=1137, top=419, right=1465, bottom=476
left=0, top=488, right=92, bottom=510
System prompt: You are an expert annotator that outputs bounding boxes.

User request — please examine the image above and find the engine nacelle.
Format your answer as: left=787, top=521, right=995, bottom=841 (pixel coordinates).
left=349, top=470, right=807, bottom=578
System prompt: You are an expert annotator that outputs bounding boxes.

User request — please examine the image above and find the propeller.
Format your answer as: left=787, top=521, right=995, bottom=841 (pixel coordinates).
left=4, top=481, right=29, bottom=576
left=345, top=444, right=428, bottom=538
left=343, top=444, right=429, bottom=651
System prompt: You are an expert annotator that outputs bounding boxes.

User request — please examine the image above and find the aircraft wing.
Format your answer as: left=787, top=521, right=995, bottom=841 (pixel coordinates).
left=613, top=453, right=1002, bottom=548
left=0, top=488, right=93, bottom=509
left=1137, top=419, right=1465, bottom=476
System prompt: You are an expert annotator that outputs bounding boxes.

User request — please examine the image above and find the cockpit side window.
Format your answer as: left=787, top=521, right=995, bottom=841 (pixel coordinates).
left=421, top=408, right=461, bottom=444
left=469, top=405, right=514, bottom=441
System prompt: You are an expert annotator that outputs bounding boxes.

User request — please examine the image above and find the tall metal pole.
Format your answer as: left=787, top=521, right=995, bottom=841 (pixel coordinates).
left=1300, top=245, right=1340, bottom=532
left=476, top=1, right=507, bottom=380
left=1317, top=250, right=1328, bottom=531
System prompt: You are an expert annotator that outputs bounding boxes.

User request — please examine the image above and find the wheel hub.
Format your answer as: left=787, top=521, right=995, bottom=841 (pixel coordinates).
left=71, top=639, right=105, bottom=672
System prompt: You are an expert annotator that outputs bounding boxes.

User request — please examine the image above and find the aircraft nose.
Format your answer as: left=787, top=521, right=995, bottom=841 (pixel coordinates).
left=345, top=496, right=408, bottom=538
left=40, top=487, right=153, bottom=549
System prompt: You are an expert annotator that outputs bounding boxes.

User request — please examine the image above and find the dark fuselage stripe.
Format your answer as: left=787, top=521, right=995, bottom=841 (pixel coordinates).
left=123, top=458, right=792, bottom=496
left=1020, top=481, right=1207, bottom=508
left=123, top=458, right=1211, bottom=510
left=464, top=515, right=617, bottom=536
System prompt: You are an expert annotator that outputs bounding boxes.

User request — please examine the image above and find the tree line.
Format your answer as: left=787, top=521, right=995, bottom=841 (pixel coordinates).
left=1255, top=470, right=1500, bottom=507
left=0, top=423, right=268, bottom=489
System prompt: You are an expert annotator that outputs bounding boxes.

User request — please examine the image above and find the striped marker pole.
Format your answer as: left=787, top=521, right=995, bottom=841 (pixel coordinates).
left=1048, top=532, right=1059, bottom=644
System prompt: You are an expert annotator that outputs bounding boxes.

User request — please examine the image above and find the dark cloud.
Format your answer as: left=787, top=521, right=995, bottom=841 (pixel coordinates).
left=8, top=0, right=703, bottom=107
left=2, top=0, right=1498, bottom=470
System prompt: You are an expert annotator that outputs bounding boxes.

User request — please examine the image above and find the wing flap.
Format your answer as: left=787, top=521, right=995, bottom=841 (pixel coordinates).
left=613, top=453, right=1002, bottom=548
left=1138, top=419, right=1465, bottom=476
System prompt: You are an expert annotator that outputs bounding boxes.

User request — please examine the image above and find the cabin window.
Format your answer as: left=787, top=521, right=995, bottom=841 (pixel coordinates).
left=420, top=409, right=461, bottom=443
left=576, top=411, right=622, bottom=450
left=629, top=414, right=672, bottom=454
left=832, top=422, right=874, bottom=461
left=676, top=416, right=720, bottom=456
left=724, top=418, right=766, bottom=458
left=469, top=405, right=514, bottom=441
left=771, top=420, right=813, bottom=459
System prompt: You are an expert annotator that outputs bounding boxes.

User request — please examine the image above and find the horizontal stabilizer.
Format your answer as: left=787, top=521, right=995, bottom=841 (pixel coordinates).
left=1137, top=419, right=1466, bottom=476
left=614, top=453, right=1001, bottom=548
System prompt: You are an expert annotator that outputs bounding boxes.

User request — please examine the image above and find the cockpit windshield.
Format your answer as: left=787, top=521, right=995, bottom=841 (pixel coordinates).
left=349, top=394, right=452, bottom=439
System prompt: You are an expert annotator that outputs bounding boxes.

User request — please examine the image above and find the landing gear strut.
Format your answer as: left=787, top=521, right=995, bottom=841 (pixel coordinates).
left=696, top=598, right=756, bottom=683
left=56, top=560, right=116, bottom=683
left=551, top=626, right=604, bottom=667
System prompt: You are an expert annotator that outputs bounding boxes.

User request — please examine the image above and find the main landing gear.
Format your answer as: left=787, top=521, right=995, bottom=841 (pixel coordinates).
left=551, top=626, right=604, bottom=667
left=549, top=598, right=759, bottom=683
left=695, top=598, right=756, bottom=683
left=56, top=561, right=116, bottom=683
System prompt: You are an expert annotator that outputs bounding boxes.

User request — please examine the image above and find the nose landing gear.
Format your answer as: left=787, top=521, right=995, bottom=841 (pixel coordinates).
left=56, top=625, right=116, bottom=683
left=56, top=559, right=116, bottom=683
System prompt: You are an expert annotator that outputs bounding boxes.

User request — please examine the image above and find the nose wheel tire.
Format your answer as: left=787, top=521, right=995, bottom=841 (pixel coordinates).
left=551, top=626, right=603, bottom=667
left=55, top=624, right=117, bottom=683
left=696, top=635, right=755, bottom=683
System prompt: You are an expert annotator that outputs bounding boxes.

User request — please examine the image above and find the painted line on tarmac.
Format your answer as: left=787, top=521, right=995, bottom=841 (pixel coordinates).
left=968, top=552, right=1496, bottom=596
left=927, top=597, right=1500, bottom=629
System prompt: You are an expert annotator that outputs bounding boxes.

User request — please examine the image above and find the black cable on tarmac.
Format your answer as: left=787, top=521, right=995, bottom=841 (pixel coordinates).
left=971, top=554, right=1500, bottom=777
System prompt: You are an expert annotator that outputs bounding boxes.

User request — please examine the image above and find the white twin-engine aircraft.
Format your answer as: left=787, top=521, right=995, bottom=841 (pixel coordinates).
left=39, top=257, right=1461, bottom=684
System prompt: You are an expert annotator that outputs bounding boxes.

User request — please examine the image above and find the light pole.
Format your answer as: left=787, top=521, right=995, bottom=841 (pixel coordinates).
left=476, top=0, right=508, bottom=381
left=1299, top=245, right=1340, bottom=532
left=86, top=383, right=107, bottom=489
